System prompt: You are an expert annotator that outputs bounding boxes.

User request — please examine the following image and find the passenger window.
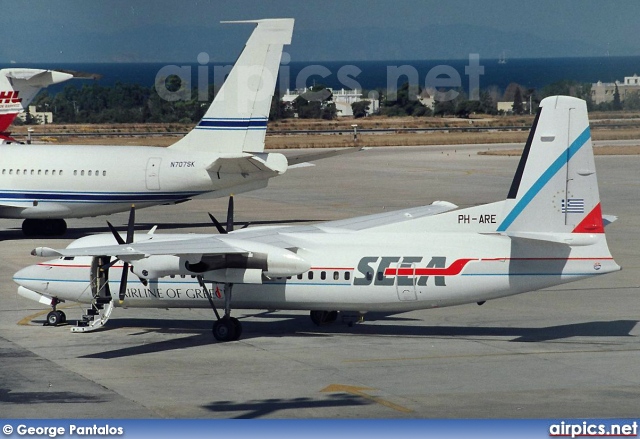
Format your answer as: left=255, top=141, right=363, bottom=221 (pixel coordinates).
left=308, top=271, right=314, bottom=280
left=9, top=170, right=13, bottom=175
left=23, top=169, right=27, bottom=174
left=45, top=170, right=49, bottom=175
left=1, top=170, right=4, bottom=175
left=345, top=272, right=351, bottom=280
left=52, top=170, right=56, bottom=176
left=366, top=271, right=373, bottom=281
left=321, top=271, right=326, bottom=280
left=88, top=170, right=92, bottom=176
left=81, top=170, right=84, bottom=176
left=297, top=274, right=302, bottom=280
left=102, top=171, right=107, bottom=176
left=59, top=170, right=63, bottom=176
left=16, top=170, right=20, bottom=175
left=63, top=256, right=75, bottom=261
left=30, top=170, right=34, bottom=175
left=333, top=271, right=339, bottom=280
left=377, top=272, right=383, bottom=281
left=38, top=170, right=41, bottom=175
left=95, top=170, right=99, bottom=176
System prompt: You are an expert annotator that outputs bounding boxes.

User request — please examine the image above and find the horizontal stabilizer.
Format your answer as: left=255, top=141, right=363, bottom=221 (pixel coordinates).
left=206, top=153, right=288, bottom=176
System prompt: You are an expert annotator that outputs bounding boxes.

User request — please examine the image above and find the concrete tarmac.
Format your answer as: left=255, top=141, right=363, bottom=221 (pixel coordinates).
left=0, top=144, right=638, bottom=418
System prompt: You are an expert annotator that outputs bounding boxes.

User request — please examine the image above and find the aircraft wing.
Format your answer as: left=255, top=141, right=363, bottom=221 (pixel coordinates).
left=33, top=235, right=248, bottom=259
left=283, top=147, right=363, bottom=167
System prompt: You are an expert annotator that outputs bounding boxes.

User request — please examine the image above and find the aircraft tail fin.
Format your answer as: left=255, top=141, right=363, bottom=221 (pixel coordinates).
left=497, top=96, right=604, bottom=236
left=0, top=68, right=74, bottom=131
left=169, top=18, right=294, bottom=154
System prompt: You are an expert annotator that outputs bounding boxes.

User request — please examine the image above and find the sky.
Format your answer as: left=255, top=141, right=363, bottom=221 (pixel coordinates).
left=3, top=0, right=640, bottom=63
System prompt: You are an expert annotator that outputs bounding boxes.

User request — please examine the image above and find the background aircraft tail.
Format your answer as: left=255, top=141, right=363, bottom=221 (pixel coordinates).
left=0, top=68, right=74, bottom=132
left=497, top=95, right=603, bottom=235
left=170, top=18, right=294, bottom=154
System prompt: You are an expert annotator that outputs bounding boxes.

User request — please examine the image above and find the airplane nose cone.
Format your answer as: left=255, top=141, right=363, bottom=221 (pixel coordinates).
left=13, top=264, right=50, bottom=293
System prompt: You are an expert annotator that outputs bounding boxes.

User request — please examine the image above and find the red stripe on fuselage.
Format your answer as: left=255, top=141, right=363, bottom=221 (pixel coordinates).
left=385, top=258, right=477, bottom=277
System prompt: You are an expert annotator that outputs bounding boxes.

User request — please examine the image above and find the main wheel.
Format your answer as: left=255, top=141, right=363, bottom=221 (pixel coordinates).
left=310, top=310, right=338, bottom=326
left=212, top=319, right=237, bottom=342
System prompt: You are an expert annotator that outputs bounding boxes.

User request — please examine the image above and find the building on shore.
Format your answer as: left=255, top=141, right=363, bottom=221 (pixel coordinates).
left=282, top=88, right=379, bottom=117
left=591, top=74, right=640, bottom=105
left=15, top=105, right=53, bottom=125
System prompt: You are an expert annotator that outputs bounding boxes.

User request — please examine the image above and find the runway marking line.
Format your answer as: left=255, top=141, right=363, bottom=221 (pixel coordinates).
left=343, top=348, right=640, bottom=363
left=321, top=383, right=413, bottom=413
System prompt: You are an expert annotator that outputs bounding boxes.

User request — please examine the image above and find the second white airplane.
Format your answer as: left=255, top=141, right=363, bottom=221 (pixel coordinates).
left=0, top=19, right=298, bottom=236
left=16, top=96, right=621, bottom=341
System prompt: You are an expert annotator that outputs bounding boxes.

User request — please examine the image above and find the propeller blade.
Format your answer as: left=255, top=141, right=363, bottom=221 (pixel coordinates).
left=118, top=262, right=129, bottom=301
left=126, top=205, right=135, bottom=244
left=106, top=221, right=125, bottom=245
left=226, top=196, right=234, bottom=233
left=208, top=213, right=227, bottom=234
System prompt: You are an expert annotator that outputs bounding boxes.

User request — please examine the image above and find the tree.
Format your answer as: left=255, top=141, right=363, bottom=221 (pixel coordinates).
left=613, top=84, right=622, bottom=111
left=512, top=87, right=524, bottom=115
left=351, top=100, right=370, bottom=118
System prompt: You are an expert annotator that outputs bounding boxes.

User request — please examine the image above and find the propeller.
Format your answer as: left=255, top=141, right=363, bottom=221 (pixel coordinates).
left=106, top=205, right=136, bottom=301
left=208, top=195, right=249, bottom=234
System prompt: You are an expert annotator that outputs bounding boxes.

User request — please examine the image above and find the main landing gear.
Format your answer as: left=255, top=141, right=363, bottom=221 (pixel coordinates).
left=22, top=219, right=67, bottom=236
left=199, top=276, right=242, bottom=342
left=45, top=298, right=66, bottom=326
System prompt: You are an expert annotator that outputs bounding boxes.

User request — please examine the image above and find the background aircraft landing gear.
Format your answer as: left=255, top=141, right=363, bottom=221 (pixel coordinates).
left=22, top=219, right=67, bottom=236
left=310, top=310, right=338, bottom=326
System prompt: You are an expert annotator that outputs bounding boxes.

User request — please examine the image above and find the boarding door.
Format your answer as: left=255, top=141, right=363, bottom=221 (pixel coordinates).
left=395, top=261, right=417, bottom=301
left=146, top=157, right=162, bottom=190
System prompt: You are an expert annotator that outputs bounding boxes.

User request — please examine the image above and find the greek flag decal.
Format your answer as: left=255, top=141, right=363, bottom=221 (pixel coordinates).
left=562, top=198, right=585, bottom=213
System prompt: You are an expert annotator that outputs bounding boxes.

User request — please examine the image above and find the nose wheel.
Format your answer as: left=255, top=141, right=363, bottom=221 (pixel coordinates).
left=45, top=310, right=66, bottom=326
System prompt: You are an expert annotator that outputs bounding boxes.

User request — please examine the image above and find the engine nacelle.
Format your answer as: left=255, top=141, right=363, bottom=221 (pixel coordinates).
left=131, top=255, right=201, bottom=279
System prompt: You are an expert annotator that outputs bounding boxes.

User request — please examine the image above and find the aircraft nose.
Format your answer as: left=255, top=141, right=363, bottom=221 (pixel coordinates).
left=13, top=264, right=51, bottom=293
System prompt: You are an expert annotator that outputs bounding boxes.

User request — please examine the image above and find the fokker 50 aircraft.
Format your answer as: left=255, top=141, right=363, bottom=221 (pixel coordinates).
left=16, top=96, right=620, bottom=341
left=0, top=68, right=77, bottom=140
left=0, top=19, right=307, bottom=236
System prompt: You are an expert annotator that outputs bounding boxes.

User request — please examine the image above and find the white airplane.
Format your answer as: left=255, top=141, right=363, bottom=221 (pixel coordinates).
left=15, top=96, right=621, bottom=341
left=0, top=19, right=315, bottom=237
left=0, top=67, right=77, bottom=140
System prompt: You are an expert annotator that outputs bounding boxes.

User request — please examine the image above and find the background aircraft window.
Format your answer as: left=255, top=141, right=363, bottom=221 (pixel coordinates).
left=60, top=170, right=63, bottom=176
left=74, top=170, right=77, bottom=176
left=52, top=170, right=56, bottom=176
left=1, top=170, right=5, bottom=175
left=38, top=170, right=41, bottom=175
left=95, top=170, right=99, bottom=176
left=81, top=170, right=84, bottom=176
left=308, top=271, right=314, bottom=280
left=102, top=171, right=107, bottom=176
left=9, top=170, right=13, bottom=175
left=16, top=170, right=20, bottom=175
left=333, top=271, right=339, bottom=280
left=345, top=272, right=351, bottom=281
left=45, top=170, right=49, bottom=175
left=321, top=271, right=326, bottom=280
left=23, top=169, right=27, bottom=174
left=30, top=170, right=34, bottom=175
left=88, top=170, right=92, bottom=176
